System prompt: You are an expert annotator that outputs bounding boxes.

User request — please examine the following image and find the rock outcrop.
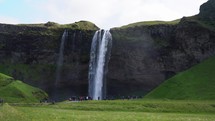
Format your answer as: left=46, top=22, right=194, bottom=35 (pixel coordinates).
left=199, top=0, right=215, bottom=20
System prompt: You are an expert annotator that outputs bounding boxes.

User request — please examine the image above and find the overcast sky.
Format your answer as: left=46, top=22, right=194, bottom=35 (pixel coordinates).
left=0, top=0, right=208, bottom=29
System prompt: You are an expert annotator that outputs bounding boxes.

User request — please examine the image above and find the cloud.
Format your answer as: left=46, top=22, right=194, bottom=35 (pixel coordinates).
left=106, top=0, right=208, bottom=28
left=10, top=0, right=209, bottom=28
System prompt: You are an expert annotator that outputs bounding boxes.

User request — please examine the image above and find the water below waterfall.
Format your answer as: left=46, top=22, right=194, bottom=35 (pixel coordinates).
left=55, top=30, right=68, bottom=86
left=88, top=30, right=112, bottom=100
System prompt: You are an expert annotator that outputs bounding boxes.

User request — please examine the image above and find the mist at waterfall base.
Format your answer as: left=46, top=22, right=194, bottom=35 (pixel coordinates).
left=88, top=30, right=112, bottom=100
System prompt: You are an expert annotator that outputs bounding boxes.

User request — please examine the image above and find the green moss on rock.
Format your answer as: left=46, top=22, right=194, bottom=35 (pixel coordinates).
left=17, top=20, right=99, bottom=30
left=115, top=19, right=180, bottom=29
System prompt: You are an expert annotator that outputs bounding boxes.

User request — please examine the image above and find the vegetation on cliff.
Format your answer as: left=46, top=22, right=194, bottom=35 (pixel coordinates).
left=17, top=20, right=99, bottom=30
left=117, top=19, right=180, bottom=29
left=0, top=73, right=48, bottom=103
left=0, top=64, right=56, bottom=86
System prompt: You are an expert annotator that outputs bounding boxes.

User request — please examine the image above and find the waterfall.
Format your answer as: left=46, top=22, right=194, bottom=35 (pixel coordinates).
left=88, top=30, right=112, bottom=100
left=55, top=30, right=68, bottom=86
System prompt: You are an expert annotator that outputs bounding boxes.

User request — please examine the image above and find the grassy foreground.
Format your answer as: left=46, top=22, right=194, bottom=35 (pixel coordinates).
left=0, top=100, right=214, bottom=121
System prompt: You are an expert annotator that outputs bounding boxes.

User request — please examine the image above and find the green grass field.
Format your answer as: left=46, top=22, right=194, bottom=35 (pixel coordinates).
left=0, top=100, right=214, bottom=121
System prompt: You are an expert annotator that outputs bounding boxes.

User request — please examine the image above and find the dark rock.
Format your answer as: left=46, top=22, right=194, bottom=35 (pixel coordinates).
left=0, top=23, right=96, bottom=100
left=199, top=0, right=215, bottom=20
left=108, top=18, right=215, bottom=95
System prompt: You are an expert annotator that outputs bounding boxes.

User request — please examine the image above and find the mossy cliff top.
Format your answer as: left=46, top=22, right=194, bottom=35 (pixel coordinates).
left=0, top=20, right=99, bottom=36
left=17, top=20, right=99, bottom=30
left=113, top=19, right=180, bottom=30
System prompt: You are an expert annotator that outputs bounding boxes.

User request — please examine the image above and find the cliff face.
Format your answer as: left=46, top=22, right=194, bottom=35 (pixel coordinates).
left=108, top=25, right=176, bottom=95
left=0, top=0, right=214, bottom=99
left=108, top=0, right=215, bottom=95
left=0, top=22, right=98, bottom=100
left=110, top=26, right=214, bottom=96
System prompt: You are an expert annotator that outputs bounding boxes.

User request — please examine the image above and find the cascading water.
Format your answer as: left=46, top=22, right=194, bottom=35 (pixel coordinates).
left=55, top=30, right=68, bottom=86
left=88, top=30, right=112, bottom=100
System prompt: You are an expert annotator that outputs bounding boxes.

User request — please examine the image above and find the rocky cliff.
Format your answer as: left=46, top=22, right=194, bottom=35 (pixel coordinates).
left=0, top=0, right=214, bottom=99
left=107, top=0, right=215, bottom=96
left=0, top=21, right=98, bottom=100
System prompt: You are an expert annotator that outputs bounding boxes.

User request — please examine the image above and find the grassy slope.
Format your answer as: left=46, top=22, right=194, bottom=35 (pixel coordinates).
left=0, top=73, right=13, bottom=87
left=0, top=73, right=48, bottom=103
left=145, top=56, right=215, bottom=100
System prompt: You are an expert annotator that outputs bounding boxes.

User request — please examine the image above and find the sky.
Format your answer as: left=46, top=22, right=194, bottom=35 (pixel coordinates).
left=0, top=0, right=208, bottom=29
